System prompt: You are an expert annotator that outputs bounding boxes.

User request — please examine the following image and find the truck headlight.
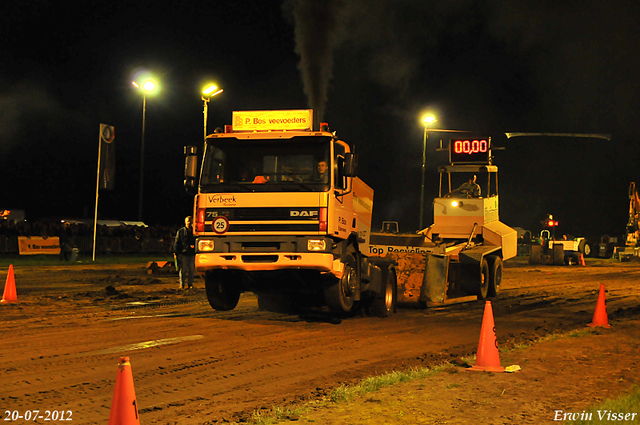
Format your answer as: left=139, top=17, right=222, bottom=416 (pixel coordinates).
left=198, top=239, right=215, bottom=251
left=307, top=239, right=326, bottom=251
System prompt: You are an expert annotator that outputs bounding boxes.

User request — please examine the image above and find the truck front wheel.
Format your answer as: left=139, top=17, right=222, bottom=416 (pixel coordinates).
left=324, top=254, right=357, bottom=313
left=205, top=270, right=241, bottom=311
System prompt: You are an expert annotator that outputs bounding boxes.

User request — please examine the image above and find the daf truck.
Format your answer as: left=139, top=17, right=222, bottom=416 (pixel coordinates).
left=184, top=110, right=396, bottom=316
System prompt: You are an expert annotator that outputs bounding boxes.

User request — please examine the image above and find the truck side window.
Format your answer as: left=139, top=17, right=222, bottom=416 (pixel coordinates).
left=335, top=155, right=345, bottom=189
left=202, top=146, right=226, bottom=183
left=334, top=143, right=346, bottom=189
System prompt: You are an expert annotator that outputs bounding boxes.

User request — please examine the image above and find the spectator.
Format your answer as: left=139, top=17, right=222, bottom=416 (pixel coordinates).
left=172, top=216, right=196, bottom=290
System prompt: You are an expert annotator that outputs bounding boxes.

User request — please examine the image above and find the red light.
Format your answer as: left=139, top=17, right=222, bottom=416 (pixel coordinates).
left=196, top=207, right=205, bottom=232
left=319, top=207, right=327, bottom=232
left=547, top=220, right=554, bottom=227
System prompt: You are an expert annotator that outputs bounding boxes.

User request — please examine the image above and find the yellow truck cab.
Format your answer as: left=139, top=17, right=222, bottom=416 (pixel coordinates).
left=184, top=110, right=396, bottom=316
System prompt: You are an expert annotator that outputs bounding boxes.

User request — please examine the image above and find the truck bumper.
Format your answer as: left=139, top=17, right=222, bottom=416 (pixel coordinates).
left=195, top=252, right=344, bottom=276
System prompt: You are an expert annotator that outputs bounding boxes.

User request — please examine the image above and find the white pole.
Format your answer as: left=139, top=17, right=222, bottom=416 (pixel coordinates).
left=203, top=97, right=208, bottom=141
left=93, top=125, right=103, bottom=262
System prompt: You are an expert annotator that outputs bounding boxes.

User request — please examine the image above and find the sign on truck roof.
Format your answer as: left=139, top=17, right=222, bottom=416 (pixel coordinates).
left=232, top=110, right=313, bottom=132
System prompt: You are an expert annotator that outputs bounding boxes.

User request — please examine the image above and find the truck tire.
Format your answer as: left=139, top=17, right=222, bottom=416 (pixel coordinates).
left=369, top=267, right=397, bottom=318
left=324, top=253, right=357, bottom=313
left=487, top=255, right=502, bottom=297
left=578, top=239, right=591, bottom=257
left=477, top=259, right=490, bottom=300
left=204, top=270, right=241, bottom=311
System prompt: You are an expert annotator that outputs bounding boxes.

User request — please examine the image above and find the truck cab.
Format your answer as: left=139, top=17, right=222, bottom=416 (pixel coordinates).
left=184, top=110, right=396, bottom=316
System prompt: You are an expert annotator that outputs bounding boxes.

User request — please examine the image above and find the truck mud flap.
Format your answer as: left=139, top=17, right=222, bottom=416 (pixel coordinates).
left=552, top=244, right=565, bottom=265
left=529, top=245, right=543, bottom=264
left=529, top=244, right=565, bottom=265
left=420, top=254, right=449, bottom=304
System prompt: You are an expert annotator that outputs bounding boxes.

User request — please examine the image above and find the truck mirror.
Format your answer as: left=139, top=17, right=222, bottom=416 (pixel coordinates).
left=184, top=145, right=198, bottom=192
left=344, top=153, right=357, bottom=177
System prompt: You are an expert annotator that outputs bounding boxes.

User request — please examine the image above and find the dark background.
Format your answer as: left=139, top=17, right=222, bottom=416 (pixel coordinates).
left=1, top=0, right=638, bottom=239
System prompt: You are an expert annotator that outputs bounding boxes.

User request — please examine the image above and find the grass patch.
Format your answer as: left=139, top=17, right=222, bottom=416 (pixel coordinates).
left=252, top=405, right=309, bottom=425
left=565, top=386, right=640, bottom=424
left=500, top=328, right=594, bottom=354
left=249, top=328, right=603, bottom=424
left=329, top=365, right=447, bottom=403
left=249, top=365, right=448, bottom=424
left=0, top=254, right=172, bottom=268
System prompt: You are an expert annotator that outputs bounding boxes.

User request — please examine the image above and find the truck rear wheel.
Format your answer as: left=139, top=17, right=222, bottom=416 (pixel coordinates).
left=369, top=267, right=397, bottom=317
left=477, top=259, right=490, bottom=300
left=487, top=255, right=502, bottom=297
left=324, top=253, right=357, bottom=313
left=205, top=270, right=241, bottom=311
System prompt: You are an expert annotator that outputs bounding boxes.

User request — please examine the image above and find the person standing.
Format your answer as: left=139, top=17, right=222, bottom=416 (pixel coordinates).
left=173, top=216, right=196, bottom=289
left=57, top=222, right=71, bottom=261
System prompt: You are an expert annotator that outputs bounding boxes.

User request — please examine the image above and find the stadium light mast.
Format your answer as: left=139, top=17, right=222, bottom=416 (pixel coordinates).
left=419, top=114, right=438, bottom=230
left=132, top=78, right=159, bottom=221
left=202, top=84, right=224, bottom=140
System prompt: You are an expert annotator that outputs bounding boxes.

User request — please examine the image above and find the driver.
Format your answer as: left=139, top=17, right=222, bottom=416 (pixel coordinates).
left=315, top=160, right=329, bottom=183
left=455, top=175, right=481, bottom=198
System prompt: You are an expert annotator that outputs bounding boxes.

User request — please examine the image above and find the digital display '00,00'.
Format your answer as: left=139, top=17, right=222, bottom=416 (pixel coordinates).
left=453, top=139, right=488, bottom=154
left=449, top=138, right=491, bottom=163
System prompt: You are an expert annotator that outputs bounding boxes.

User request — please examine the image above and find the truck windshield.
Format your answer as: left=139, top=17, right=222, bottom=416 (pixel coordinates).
left=200, top=136, right=332, bottom=192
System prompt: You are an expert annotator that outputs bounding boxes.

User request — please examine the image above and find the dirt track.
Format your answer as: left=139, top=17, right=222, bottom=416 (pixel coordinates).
left=2, top=257, right=640, bottom=424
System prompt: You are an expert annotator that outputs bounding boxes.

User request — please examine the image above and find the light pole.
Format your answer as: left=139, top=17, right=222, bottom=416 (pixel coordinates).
left=202, top=84, right=223, bottom=140
left=419, top=115, right=437, bottom=230
left=132, top=79, right=158, bottom=221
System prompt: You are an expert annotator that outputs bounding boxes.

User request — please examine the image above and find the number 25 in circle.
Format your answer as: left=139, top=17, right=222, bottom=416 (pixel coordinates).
left=212, top=216, right=229, bottom=234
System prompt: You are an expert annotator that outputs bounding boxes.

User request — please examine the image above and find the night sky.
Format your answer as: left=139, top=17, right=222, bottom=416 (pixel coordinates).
left=2, top=0, right=639, bottom=240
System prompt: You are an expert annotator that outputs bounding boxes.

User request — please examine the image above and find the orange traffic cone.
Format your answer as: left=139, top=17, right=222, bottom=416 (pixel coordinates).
left=108, top=357, right=140, bottom=425
left=587, top=283, right=611, bottom=328
left=468, top=301, right=505, bottom=372
left=579, top=253, right=586, bottom=266
left=1, top=265, right=17, bottom=303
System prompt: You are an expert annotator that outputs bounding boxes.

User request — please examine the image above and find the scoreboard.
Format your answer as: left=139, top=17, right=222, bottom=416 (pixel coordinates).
left=449, top=137, right=491, bottom=164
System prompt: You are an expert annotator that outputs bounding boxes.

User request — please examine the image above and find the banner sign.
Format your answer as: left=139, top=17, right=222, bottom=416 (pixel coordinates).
left=99, top=124, right=116, bottom=190
left=18, top=236, right=61, bottom=255
left=232, top=110, right=313, bottom=132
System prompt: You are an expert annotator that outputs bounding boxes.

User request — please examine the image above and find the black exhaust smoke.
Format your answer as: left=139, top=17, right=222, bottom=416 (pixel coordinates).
left=285, top=0, right=344, bottom=127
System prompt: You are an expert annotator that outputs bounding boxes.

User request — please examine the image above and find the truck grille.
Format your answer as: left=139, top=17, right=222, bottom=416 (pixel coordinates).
left=241, top=255, right=279, bottom=263
left=230, top=224, right=319, bottom=232
left=206, top=207, right=319, bottom=221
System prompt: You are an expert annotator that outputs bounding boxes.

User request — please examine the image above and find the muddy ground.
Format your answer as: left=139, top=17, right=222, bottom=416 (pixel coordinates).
left=1, top=256, right=640, bottom=424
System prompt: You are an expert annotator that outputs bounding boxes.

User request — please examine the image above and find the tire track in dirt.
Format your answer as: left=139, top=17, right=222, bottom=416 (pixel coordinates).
left=3, top=259, right=640, bottom=423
